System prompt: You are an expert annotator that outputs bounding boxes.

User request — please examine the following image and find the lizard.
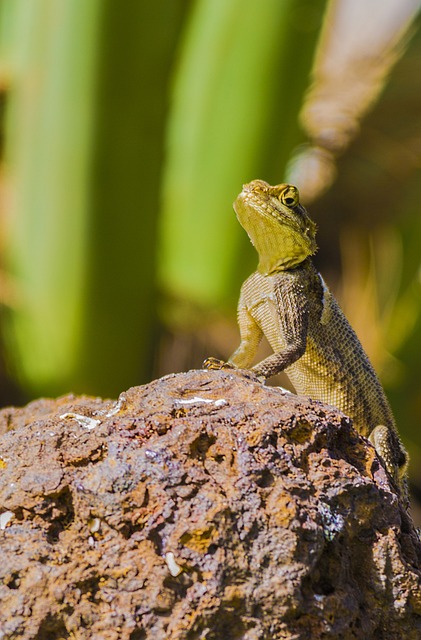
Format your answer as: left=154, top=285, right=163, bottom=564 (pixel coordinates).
left=204, top=179, right=409, bottom=501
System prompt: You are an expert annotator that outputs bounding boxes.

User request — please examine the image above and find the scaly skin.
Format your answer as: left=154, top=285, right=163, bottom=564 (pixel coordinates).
left=204, top=179, right=408, bottom=500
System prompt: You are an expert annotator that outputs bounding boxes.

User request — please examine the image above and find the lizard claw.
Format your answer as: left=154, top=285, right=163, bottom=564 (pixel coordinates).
left=202, top=357, right=235, bottom=371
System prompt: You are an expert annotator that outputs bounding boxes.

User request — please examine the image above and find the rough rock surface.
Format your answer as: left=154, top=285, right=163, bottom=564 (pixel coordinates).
left=0, top=369, right=421, bottom=640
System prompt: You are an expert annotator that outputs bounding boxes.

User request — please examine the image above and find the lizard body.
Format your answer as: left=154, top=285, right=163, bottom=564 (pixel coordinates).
left=205, top=179, right=408, bottom=498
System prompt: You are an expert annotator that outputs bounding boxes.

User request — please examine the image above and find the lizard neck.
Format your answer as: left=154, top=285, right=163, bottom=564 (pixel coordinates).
left=238, top=209, right=315, bottom=274
left=257, top=245, right=311, bottom=274
left=251, top=224, right=314, bottom=274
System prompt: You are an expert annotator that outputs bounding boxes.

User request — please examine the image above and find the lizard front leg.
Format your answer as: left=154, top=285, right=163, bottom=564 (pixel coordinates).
left=252, top=277, right=309, bottom=378
left=229, top=305, right=263, bottom=369
left=203, top=305, right=263, bottom=372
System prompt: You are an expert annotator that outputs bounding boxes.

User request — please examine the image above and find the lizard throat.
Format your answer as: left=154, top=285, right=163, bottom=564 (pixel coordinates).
left=234, top=199, right=316, bottom=273
left=255, top=226, right=313, bottom=273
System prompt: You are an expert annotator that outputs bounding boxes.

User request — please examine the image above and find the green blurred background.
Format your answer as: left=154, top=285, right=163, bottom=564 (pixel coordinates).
left=0, top=0, right=421, bottom=501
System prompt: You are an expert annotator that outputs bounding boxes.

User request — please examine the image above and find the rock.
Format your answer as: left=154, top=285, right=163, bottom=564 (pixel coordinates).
left=0, top=369, right=420, bottom=640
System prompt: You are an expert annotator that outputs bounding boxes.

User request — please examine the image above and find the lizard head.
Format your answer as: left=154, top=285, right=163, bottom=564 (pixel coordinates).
left=234, top=179, right=317, bottom=274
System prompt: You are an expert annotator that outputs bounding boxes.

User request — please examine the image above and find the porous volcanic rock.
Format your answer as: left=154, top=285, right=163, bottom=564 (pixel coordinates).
left=0, top=370, right=420, bottom=640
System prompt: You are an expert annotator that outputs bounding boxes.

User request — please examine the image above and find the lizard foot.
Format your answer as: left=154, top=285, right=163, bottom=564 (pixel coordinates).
left=202, top=357, right=235, bottom=371
left=203, top=357, right=263, bottom=383
left=369, top=424, right=409, bottom=503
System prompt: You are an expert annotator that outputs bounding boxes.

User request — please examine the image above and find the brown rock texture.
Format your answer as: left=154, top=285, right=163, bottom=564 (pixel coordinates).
left=0, top=369, right=421, bottom=640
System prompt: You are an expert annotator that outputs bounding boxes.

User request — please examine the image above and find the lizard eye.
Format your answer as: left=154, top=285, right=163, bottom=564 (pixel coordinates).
left=280, top=186, right=299, bottom=207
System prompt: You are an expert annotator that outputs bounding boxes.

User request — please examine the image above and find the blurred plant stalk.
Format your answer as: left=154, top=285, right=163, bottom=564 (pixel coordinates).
left=289, top=0, right=421, bottom=201
left=160, top=0, right=328, bottom=312
left=1, top=0, right=184, bottom=397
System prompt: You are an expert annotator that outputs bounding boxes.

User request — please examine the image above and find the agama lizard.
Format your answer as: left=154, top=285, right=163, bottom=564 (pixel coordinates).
left=204, top=179, right=408, bottom=500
